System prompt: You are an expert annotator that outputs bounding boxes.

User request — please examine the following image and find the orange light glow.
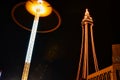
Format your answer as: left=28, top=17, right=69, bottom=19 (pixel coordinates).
left=25, top=0, right=52, bottom=17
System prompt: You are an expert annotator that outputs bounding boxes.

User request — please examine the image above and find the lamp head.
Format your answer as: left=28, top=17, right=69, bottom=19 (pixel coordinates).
left=25, top=0, right=52, bottom=17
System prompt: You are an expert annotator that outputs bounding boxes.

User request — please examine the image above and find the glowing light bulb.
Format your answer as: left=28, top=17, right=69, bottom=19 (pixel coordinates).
left=37, top=0, right=43, bottom=3
left=25, top=0, right=52, bottom=17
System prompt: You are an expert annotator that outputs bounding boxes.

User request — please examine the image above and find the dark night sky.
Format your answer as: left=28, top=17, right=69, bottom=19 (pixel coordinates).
left=0, top=0, right=114, bottom=80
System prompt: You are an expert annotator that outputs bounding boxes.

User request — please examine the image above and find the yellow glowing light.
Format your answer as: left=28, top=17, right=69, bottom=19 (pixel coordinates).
left=37, top=0, right=43, bottom=3
left=25, top=0, right=52, bottom=17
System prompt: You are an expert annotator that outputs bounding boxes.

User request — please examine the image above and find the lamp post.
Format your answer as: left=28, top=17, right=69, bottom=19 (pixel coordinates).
left=21, top=0, right=52, bottom=80
left=11, top=0, right=61, bottom=79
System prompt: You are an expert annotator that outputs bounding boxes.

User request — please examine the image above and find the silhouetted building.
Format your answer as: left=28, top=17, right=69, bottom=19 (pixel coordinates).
left=87, top=44, right=120, bottom=80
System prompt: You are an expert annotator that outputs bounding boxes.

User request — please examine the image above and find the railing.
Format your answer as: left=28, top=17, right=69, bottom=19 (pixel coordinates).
left=87, top=64, right=120, bottom=80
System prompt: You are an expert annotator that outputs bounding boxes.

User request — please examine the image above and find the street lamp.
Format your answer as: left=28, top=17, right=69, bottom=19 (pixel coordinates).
left=25, top=0, right=52, bottom=17
left=11, top=0, right=61, bottom=80
left=22, top=0, right=53, bottom=80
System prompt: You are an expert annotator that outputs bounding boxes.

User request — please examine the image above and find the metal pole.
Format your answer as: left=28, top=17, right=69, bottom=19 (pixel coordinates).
left=21, top=9, right=40, bottom=80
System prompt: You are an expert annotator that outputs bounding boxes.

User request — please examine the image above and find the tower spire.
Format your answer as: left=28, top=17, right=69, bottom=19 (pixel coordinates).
left=82, top=8, right=93, bottom=23
left=85, top=8, right=90, bottom=17
left=76, top=9, right=99, bottom=80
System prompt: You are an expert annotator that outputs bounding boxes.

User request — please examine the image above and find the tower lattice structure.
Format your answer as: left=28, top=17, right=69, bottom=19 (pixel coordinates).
left=76, top=9, right=99, bottom=80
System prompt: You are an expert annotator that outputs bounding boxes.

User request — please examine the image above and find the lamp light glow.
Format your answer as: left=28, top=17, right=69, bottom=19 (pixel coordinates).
left=11, top=0, right=61, bottom=80
left=25, top=0, right=52, bottom=17
left=22, top=1, right=53, bottom=80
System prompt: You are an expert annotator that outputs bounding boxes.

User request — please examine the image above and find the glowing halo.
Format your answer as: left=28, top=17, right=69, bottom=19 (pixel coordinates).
left=11, top=2, right=61, bottom=33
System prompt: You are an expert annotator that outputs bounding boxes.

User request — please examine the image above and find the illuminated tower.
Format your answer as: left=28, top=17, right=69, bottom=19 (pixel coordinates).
left=76, top=9, right=99, bottom=80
